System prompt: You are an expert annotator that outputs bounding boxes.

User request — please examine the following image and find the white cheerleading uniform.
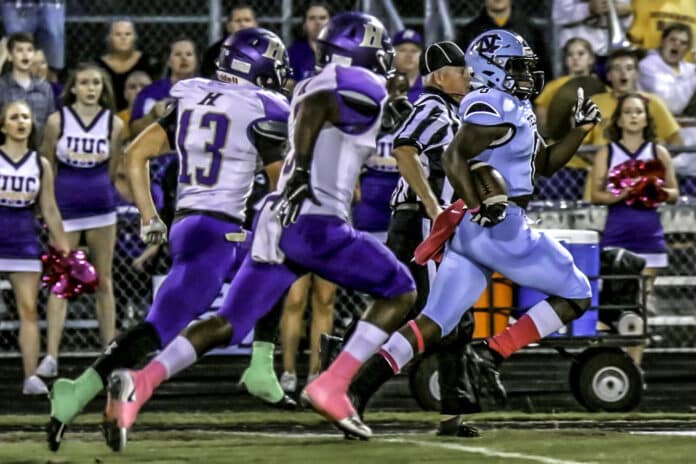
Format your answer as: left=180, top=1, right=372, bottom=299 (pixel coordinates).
left=0, top=150, right=43, bottom=271
left=54, top=106, right=116, bottom=232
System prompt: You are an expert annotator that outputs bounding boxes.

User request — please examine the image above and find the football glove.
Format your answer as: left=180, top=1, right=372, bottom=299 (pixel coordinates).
left=470, top=199, right=508, bottom=228
left=140, top=216, right=168, bottom=244
left=273, top=166, right=321, bottom=228
left=572, top=87, right=601, bottom=127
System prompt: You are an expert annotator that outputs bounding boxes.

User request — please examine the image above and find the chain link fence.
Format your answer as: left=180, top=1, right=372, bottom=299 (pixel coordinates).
left=1, top=1, right=695, bottom=356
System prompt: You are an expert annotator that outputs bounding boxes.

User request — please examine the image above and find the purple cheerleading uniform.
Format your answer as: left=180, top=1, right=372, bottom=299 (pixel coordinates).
left=600, top=141, right=668, bottom=268
left=54, top=106, right=117, bottom=232
left=142, top=77, right=290, bottom=345
left=0, top=150, right=43, bottom=272
left=215, top=63, right=416, bottom=344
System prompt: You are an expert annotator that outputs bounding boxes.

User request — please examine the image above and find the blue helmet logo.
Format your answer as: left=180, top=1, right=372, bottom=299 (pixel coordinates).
left=316, top=12, right=395, bottom=77
left=216, top=28, right=290, bottom=91
left=466, top=29, right=544, bottom=99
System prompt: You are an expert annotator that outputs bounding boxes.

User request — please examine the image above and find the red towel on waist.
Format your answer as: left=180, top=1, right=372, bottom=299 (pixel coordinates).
left=414, top=199, right=466, bottom=265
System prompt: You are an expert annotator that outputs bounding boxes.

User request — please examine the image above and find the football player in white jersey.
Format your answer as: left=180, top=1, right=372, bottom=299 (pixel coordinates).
left=104, top=12, right=417, bottom=443
left=47, top=28, right=292, bottom=452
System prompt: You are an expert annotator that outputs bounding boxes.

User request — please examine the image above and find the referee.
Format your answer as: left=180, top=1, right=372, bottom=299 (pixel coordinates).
left=347, top=41, right=481, bottom=437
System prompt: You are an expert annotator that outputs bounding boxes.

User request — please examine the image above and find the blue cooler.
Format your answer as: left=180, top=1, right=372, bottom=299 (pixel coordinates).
left=516, top=229, right=599, bottom=336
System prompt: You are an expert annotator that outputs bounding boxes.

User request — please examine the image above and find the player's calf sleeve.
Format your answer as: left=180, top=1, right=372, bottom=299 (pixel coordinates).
left=143, top=335, right=198, bottom=390
left=348, top=353, right=396, bottom=416
left=92, top=321, right=162, bottom=385
left=327, top=321, right=389, bottom=389
left=253, top=298, right=284, bottom=344
left=488, top=300, right=563, bottom=358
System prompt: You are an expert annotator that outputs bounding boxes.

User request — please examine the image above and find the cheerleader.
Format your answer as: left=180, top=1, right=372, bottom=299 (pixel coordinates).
left=38, top=63, right=124, bottom=377
left=0, top=100, right=69, bottom=393
left=591, top=93, right=679, bottom=319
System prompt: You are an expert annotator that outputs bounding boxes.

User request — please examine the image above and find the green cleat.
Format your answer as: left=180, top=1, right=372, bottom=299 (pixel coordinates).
left=240, top=342, right=297, bottom=410
left=47, top=369, right=103, bottom=452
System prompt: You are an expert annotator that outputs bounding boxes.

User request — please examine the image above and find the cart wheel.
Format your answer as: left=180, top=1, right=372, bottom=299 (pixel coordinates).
left=568, top=360, right=588, bottom=409
left=409, top=354, right=441, bottom=411
left=573, top=349, right=644, bottom=412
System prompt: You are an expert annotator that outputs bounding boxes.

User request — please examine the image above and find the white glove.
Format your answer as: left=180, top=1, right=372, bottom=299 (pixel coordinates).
left=140, top=217, right=168, bottom=244
left=572, top=87, right=601, bottom=127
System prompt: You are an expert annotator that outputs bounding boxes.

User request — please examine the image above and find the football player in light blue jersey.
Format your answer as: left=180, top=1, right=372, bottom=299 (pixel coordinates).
left=373, top=29, right=604, bottom=408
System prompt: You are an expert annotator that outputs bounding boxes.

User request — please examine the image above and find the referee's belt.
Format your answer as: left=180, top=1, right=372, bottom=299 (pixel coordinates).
left=392, top=202, right=424, bottom=213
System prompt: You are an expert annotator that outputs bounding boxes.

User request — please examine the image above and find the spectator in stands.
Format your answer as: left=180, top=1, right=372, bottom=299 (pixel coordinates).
left=288, top=2, right=330, bottom=81
left=200, top=4, right=257, bottom=78
left=535, top=37, right=603, bottom=133
left=639, top=23, right=696, bottom=116
left=37, top=63, right=124, bottom=378
left=590, top=93, right=679, bottom=320
left=393, top=29, right=423, bottom=103
left=30, top=48, right=62, bottom=109
left=0, top=100, right=69, bottom=394
left=129, top=37, right=198, bottom=137
left=96, top=19, right=160, bottom=112
left=629, top=0, right=696, bottom=62
left=1, top=0, right=65, bottom=74
left=553, top=0, right=633, bottom=77
left=457, top=0, right=551, bottom=79
left=116, top=71, right=152, bottom=141
left=0, top=33, right=54, bottom=139
left=584, top=48, right=684, bottom=148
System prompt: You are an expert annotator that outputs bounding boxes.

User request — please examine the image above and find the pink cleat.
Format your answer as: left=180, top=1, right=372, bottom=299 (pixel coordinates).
left=301, top=372, right=372, bottom=440
left=102, top=369, right=153, bottom=452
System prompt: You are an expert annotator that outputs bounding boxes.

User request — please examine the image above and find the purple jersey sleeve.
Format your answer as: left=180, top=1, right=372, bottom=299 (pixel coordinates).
left=333, top=65, right=387, bottom=135
left=458, top=88, right=508, bottom=126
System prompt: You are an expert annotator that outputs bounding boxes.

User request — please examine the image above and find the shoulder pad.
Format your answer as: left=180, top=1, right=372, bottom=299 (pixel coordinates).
left=169, top=78, right=205, bottom=99
left=459, top=88, right=512, bottom=126
left=252, top=119, right=288, bottom=141
left=334, top=65, right=387, bottom=106
left=256, top=90, right=290, bottom=123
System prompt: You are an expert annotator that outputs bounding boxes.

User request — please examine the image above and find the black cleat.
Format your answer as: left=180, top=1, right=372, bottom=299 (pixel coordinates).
left=46, top=417, right=67, bottom=452
left=467, top=341, right=507, bottom=408
left=437, top=416, right=480, bottom=438
left=269, top=394, right=298, bottom=410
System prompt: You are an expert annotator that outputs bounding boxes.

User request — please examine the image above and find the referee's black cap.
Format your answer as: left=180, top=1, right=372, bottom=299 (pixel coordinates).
left=419, top=41, right=467, bottom=75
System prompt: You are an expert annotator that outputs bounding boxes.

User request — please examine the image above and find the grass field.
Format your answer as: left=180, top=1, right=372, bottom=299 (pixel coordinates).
left=2, top=411, right=696, bottom=463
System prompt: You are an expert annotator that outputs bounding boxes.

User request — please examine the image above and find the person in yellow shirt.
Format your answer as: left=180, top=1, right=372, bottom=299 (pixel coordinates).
left=535, top=37, right=602, bottom=133
left=585, top=49, right=683, bottom=148
left=629, top=0, right=696, bottom=62
left=116, top=71, right=151, bottom=142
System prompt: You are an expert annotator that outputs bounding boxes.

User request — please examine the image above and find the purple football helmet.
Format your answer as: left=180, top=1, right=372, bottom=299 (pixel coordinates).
left=216, top=27, right=290, bottom=91
left=316, top=12, right=395, bottom=77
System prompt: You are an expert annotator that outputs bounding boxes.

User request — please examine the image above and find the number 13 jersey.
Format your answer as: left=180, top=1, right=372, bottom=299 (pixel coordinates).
left=168, top=78, right=290, bottom=222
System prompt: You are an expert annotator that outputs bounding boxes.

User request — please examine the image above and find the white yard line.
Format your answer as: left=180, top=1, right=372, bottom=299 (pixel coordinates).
left=217, top=431, right=596, bottom=464
left=631, top=431, right=696, bottom=437
left=383, top=438, right=596, bottom=464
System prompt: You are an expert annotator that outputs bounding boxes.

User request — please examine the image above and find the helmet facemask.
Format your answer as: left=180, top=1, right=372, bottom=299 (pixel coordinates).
left=503, top=56, right=544, bottom=99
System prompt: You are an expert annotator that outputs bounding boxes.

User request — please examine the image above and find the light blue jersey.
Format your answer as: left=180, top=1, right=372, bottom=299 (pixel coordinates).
left=458, top=87, right=542, bottom=197
left=420, top=88, right=591, bottom=336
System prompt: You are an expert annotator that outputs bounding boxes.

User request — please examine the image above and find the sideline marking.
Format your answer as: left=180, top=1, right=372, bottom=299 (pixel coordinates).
left=383, top=438, right=596, bottom=464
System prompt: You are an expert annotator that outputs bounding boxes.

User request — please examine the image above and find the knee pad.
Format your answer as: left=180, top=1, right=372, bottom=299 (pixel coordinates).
left=568, top=297, right=591, bottom=318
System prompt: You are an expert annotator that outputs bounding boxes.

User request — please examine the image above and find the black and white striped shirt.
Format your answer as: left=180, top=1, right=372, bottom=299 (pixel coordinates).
left=390, top=86, right=461, bottom=208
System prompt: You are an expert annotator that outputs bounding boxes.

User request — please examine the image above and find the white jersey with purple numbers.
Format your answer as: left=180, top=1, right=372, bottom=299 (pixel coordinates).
left=458, top=87, right=543, bottom=197
left=277, top=63, right=387, bottom=221
left=171, top=78, right=289, bottom=221
left=0, top=150, right=41, bottom=208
